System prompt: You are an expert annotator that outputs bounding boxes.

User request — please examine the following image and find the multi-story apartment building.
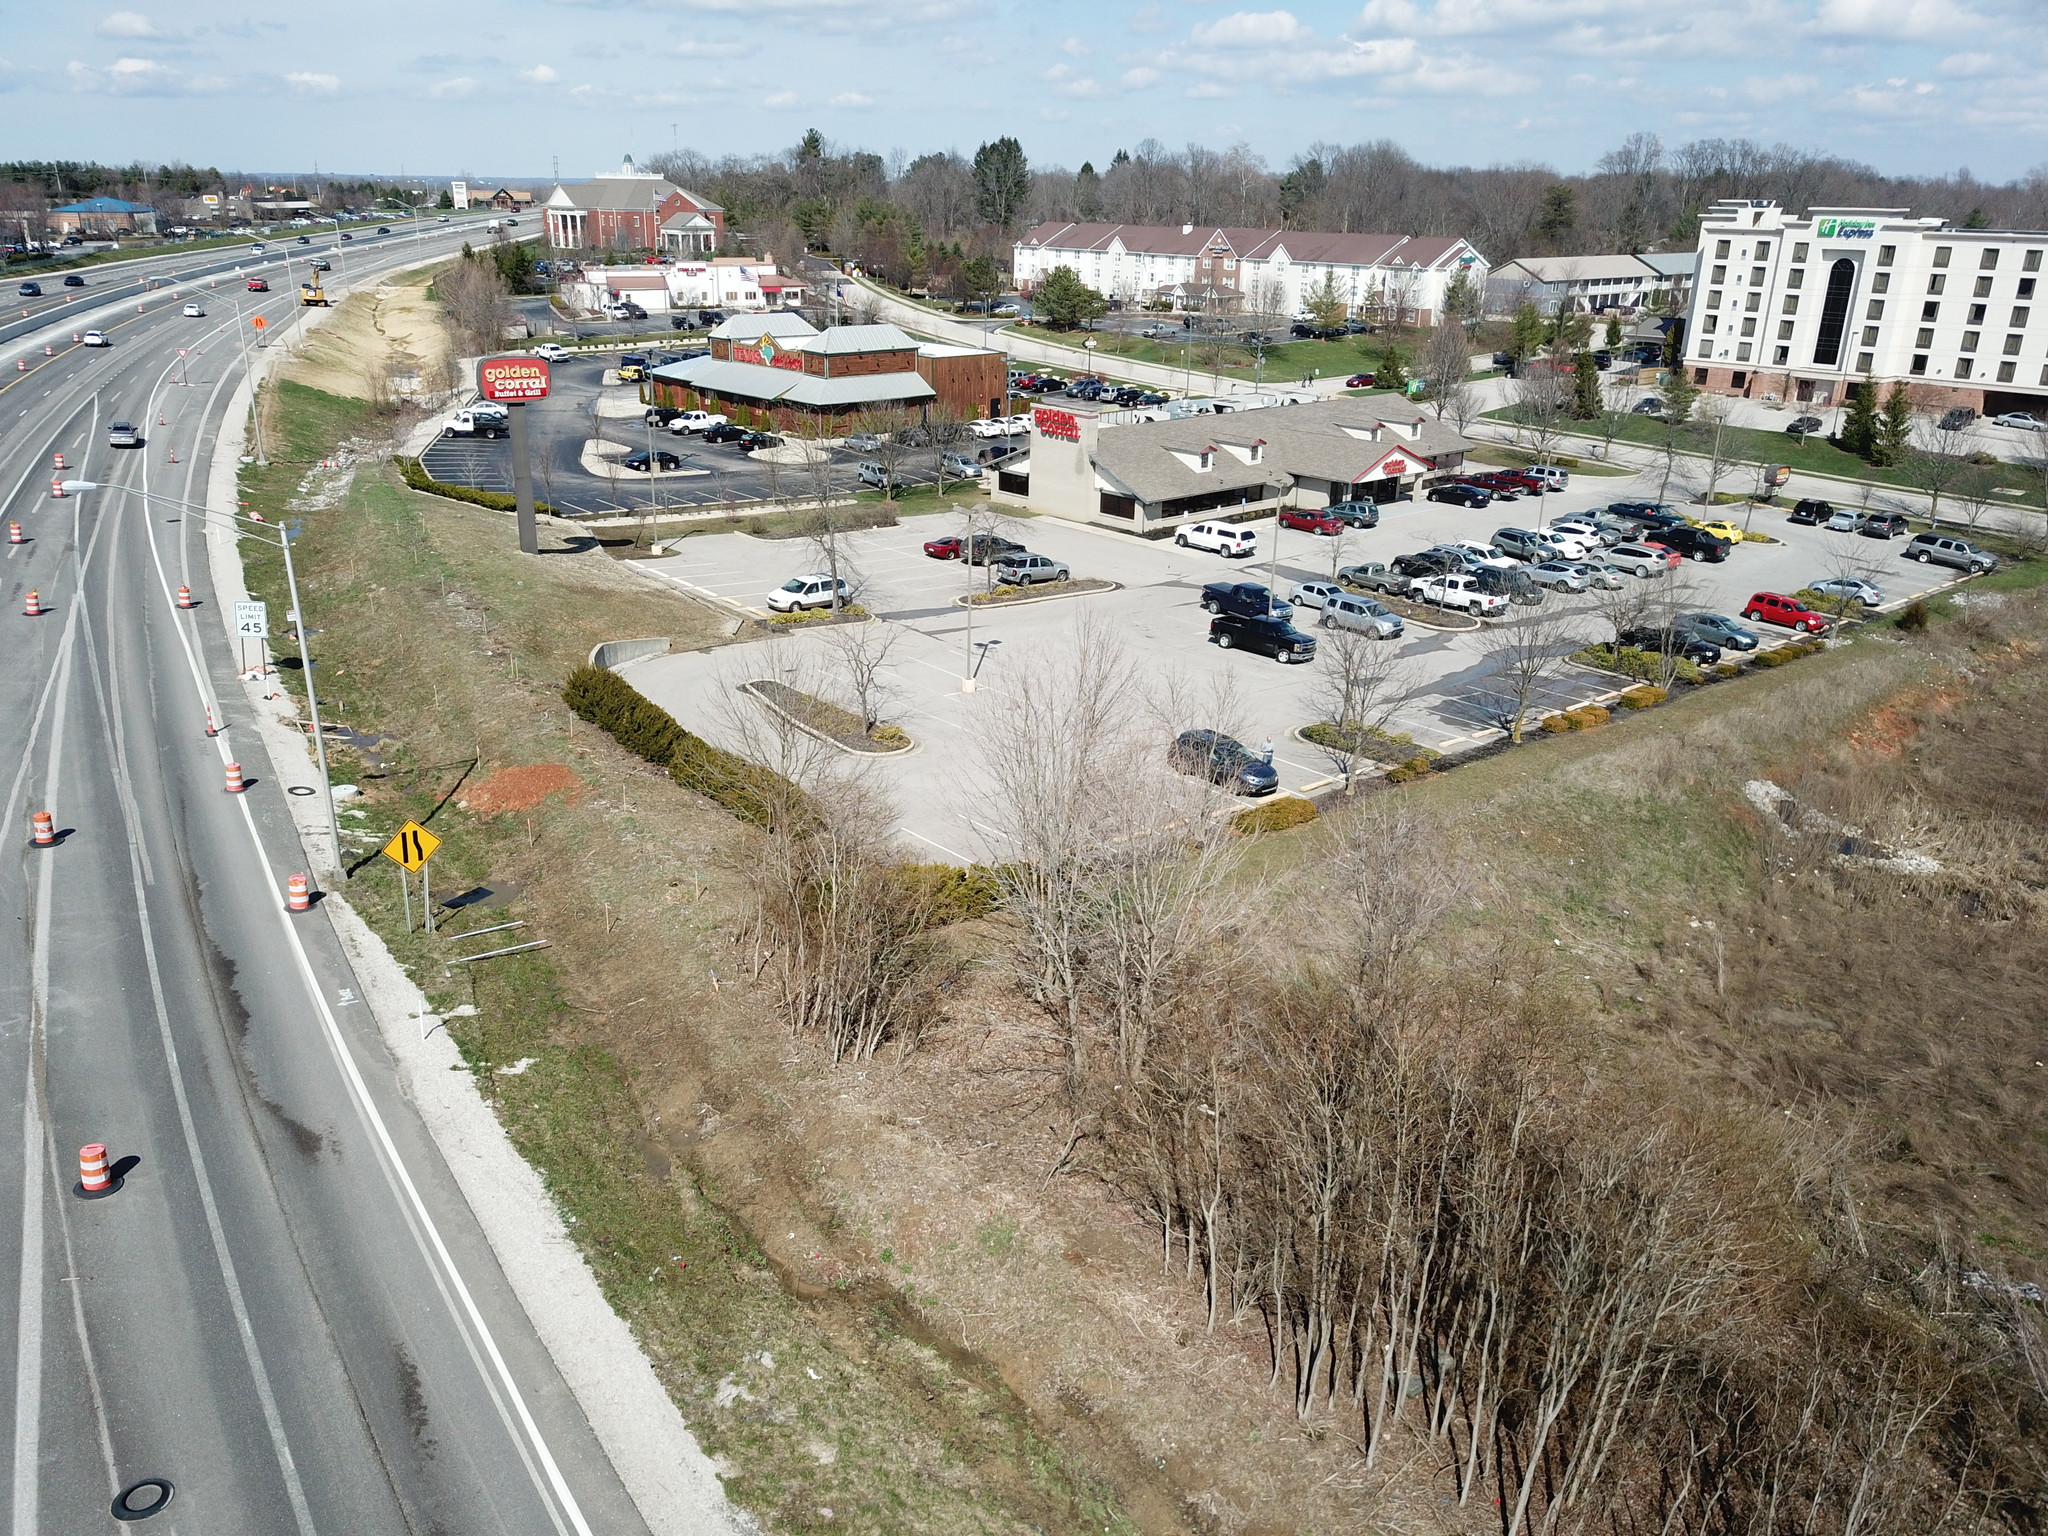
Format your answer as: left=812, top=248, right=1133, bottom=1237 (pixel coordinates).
left=1686, top=200, right=2048, bottom=416
left=1013, top=222, right=1487, bottom=327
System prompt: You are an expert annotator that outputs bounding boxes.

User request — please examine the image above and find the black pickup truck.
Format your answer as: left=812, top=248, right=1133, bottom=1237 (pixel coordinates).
left=1199, top=581, right=1291, bottom=620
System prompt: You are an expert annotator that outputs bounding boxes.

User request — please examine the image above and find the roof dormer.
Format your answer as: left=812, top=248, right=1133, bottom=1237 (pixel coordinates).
left=1218, top=438, right=1265, bottom=465
left=1167, top=444, right=1218, bottom=473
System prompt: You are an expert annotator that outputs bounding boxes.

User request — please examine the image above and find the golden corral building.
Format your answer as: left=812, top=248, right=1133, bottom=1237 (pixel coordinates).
left=995, top=398, right=1474, bottom=536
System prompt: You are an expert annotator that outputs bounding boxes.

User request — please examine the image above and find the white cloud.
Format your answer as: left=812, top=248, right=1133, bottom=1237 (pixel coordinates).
left=1057, top=35, right=1088, bottom=55
left=1121, top=65, right=1161, bottom=88
left=284, top=70, right=339, bottom=95
left=1190, top=9, right=1310, bottom=46
left=674, top=39, right=751, bottom=57
left=827, top=90, right=872, bottom=107
left=1811, top=0, right=1980, bottom=40
left=522, top=63, right=560, bottom=82
left=1042, top=62, right=1107, bottom=98
left=763, top=88, right=799, bottom=107
left=68, top=55, right=227, bottom=94
left=1936, top=50, right=1998, bottom=77
left=1129, top=1, right=1170, bottom=32
left=95, top=10, right=166, bottom=38
left=429, top=75, right=479, bottom=98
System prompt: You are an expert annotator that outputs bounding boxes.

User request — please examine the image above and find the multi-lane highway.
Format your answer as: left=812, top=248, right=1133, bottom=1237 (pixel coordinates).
left=2, top=224, right=658, bottom=1533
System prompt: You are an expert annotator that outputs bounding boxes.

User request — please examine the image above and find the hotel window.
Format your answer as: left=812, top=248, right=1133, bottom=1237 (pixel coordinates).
left=1757, top=241, right=1772, bottom=258
left=1745, top=292, right=1761, bottom=312
left=1923, top=301, right=1941, bottom=321
left=1702, top=314, right=1718, bottom=334
left=1928, top=274, right=1946, bottom=295
left=1877, top=245, right=1896, bottom=266
left=1911, top=354, right=1928, bottom=375
left=1711, top=264, right=1727, bottom=284
left=1998, top=361, right=2017, bottom=382
left=1715, top=239, right=1730, bottom=259
left=1793, top=242, right=1809, bottom=262
left=1736, top=342, right=1752, bottom=361
left=2042, top=363, right=2048, bottom=384
left=1980, top=248, right=2000, bottom=270
left=1974, top=275, right=1993, bottom=298
left=2005, top=333, right=2024, bottom=355
left=1956, top=358, right=1974, bottom=379
left=1872, top=271, right=1890, bottom=293
left=1780, top=320, right=1797, bottom=340
left=1961, top=331, right=1980, bottom=351
left=1857, top=351, right=1875, bottom=371
left=1750, top=266, right=1766, bottom=286
left=1860, top=325, right=1878, bottom=346
left=1787, top=267, right=1805, bottom=289
left=2013, top=305, right=2032, bottom=327
left=1698, top=339, right=1714, bottom=359
left=1916, top=328, right=1935, bottom=347
left=1707, top=289, right=1723, bottom=309
left=1867, top=299, right=1885, bottom=320
left=2027, top=250, right=2044, bottom=272
left=1933, top=246, right=1952, bottom=268
left=1782, top=295, right=1800, bottom=314
left=2022, top=278, right=2037, bottom=299
left=1773, top=346, right=1790, bottom=364
left=1967, top=303, right=1986, bottom=324
left=1741, top=316, right=1757, bottom=337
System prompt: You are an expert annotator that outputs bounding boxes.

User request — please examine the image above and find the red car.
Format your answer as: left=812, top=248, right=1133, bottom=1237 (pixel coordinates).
left=923, top=535, right=964, bottom=559
left=1743, top=591, right=1831, bottom=632
left=246, top=278, right=269, bottom=292
left=1278, top=507, right=1344, bottom=536
left=1461, top=472, right=1527, bottom=499
left=1641, top=542, right=1685, bottom=569
left=1344, top=372, right=1376, bottom=388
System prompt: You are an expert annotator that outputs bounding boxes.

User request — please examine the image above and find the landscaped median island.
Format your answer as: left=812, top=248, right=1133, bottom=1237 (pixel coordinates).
left=765, top=602, right=869, bottom=627
left=957, top=575, right=1117, bottom=607
left=741, top=678, right=913, bottom=754
left=1353, top=587, right=1483, bottom=630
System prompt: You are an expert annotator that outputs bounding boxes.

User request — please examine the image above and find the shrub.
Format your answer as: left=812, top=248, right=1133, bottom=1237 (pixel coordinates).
left=1564, top=705, right=1610, bottom=729
left=563, top=664, right=687, bottom=764
left=1303, top=721, right=1438, bottom=765
left=1714, top=662, right=1743, bottom=678
left=766, top=604, right=871, bottom=626
left=1753, top=648, right=1791, bottom=667
left=1385, top=754, right=1438, bottom=784
left=1793, top=587, right=1862, bottom=613
left=889, top=863, right=1010, bottom=925
left=1896, top=598, right=1930, bottom=632
left=1540, top=713, right=1573, bottom=734
left=392, top=456, right=558, bottom=516
left=1618, top=685, right=1667, bottom=710
left=1231, top=796, right=1319, bottom=835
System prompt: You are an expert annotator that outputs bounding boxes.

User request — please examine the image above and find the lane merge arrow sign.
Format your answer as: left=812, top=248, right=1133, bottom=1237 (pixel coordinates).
left=380, top=819, right=442, bottom=873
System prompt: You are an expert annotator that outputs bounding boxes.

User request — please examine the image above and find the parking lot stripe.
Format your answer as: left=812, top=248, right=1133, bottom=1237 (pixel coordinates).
left=899, top=826, right=975, bottom=863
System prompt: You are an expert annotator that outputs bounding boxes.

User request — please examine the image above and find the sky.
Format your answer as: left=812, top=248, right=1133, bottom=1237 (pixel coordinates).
left=4, top=0, right=2045, bottom=186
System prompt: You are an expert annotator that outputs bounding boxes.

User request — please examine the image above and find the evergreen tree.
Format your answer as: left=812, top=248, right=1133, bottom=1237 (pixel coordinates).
left=1376, top=344, right=1408, bottom=394
left=1662, top=317, right=1686, bottom=370
left=1073, top=161, right=1102, bottom=220
left=1441, top=267, right=1480, bottom=325
left=1033, top=265, right=1106, bottom=329
left=1664, top=362, right=1698, bottom=428
left=971, top=137, right=1030, bottom=229
left=1571, top=350, right=1602, bottom=419
left=1874, top=382, right=1913, bottom=466
left=1306, top=269, right=1349, bottom=330
left=958, top=254, right=1002, bottom=312
left=1839, top=377, right=1879, bottom=459
left=1604, top=314, right=1623, bottom=348
left=1537, top=184, right=1577, bottom=244
left=1509, top=301, right=1544, bottom=366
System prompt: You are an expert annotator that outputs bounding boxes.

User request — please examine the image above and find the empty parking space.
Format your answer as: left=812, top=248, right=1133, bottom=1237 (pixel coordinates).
left=420, top=436, right=512, bottom=493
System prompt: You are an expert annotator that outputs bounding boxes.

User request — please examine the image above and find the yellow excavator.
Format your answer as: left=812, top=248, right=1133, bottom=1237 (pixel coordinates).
left=299, top=281, right=330, bottom=307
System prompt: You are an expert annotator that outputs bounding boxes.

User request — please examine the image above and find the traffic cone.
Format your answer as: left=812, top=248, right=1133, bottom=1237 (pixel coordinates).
left=204, top=704, right=220, bottom=738
left=8, top=522, right=22, bottom=544
left=31, top=811, right=55, bottom=847
left=15, top=359, right=25, bottom=372
left=157, top=411, right=166, bottom=426
left=49, top=479, right=64, bottom=499
left=176, top=585, right=194, bottom=608
left=53, top=452, right=66, bottom=470
left=24, top=590, right=43, bottom=616
left=76, top=1144, right=120, bottom=1198
left=224, top=761, right=246, bottom=793
left=43, top=343, right=51, bottom=356
left=286, top=874, right=311, bottom=912
left=167, top=445, right=177, bottom=464
left=70, top=332, right=79, bottom=344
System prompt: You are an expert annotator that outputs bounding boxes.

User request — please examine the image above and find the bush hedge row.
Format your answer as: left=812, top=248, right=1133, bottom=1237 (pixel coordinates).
left=391, top=456, right=559, bottom=517
left=1618, top=685, right=1668, bottom=710
left=1232, top=796, right=1319, bottom=835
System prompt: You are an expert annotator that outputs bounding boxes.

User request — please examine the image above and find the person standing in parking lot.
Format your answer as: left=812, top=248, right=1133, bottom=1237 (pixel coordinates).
left=1259, top=736, right=1274, bottom=764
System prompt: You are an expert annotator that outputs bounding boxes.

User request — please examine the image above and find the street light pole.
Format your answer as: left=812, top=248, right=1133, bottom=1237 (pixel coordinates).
left=229, top=285, right=270, bottom=466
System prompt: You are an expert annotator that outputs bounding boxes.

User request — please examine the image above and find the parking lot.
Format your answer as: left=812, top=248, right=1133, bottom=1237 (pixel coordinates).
left=619, top=466, right=1968, bottom=862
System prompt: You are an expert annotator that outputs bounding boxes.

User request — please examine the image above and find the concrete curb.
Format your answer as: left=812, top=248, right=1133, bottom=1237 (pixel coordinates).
left=199, top=246, right=749, bottom=1536
left=950, top=577, right=1121, bottom=608
left=738, top=679, right=921, bottom=758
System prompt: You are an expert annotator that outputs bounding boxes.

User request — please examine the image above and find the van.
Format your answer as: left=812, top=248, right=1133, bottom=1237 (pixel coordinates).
left=1175, top=521, right=1259, bottom=558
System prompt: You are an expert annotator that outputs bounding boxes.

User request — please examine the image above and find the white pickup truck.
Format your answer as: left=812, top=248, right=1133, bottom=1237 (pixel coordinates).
left=666, top=410, right=728, bottom=435
left=443, top=405, right=511, bottom=439
left=1416, top=574, right=1508, bottom=615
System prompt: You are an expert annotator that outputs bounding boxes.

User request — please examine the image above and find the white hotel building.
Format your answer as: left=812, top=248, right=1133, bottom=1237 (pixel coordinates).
left=1013, top=222, right=1488, bottom=327
left=1684, top=200, right=2048, bottom=417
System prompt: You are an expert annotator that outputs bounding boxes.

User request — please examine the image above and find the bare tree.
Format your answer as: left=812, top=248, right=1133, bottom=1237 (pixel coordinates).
left=848, top=405, right=916, bottom=499
left=1304, top=626, right=1408, bottom=791
left=1420, top=315, right=1471, bottom=420
left=1478, top=606, right=1588, bottom=741
left=826, top=621, right=902, bottom=736
left=922, top=403, right=971, bottom=491
left=1692, top=395, right=1740, bottom=506
left=437, top=253, right=512, bottom=358
left=1907, top=410, right=1978, bottom=525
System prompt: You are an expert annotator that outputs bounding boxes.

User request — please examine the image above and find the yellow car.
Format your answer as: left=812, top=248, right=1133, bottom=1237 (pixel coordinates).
left=1691, top=517, right=1749, bottom=543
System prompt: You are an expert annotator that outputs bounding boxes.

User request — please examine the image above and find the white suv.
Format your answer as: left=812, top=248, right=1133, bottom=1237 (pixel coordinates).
left=1176, top=521, right=1258, bottom=558
left=766, top=573, right=852, bottom=612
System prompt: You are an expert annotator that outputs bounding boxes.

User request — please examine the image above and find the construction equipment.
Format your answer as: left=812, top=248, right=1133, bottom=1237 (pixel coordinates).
left=299, top=282, right=330, bottom=307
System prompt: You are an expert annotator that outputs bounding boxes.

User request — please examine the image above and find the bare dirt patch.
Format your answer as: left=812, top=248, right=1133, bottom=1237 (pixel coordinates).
left=461, top=763, right=584, bottom=816
left=283, top=268, right=454, bottom=401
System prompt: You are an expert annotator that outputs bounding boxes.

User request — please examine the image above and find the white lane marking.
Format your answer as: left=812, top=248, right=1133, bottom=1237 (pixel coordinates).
left=137, top=378, right=594, bottom=1536
left=898, top=826, right=974, bottom=863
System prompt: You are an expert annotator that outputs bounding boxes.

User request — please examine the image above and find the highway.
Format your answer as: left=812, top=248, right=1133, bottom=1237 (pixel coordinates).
left=2, top=224, right=654, bottom=1533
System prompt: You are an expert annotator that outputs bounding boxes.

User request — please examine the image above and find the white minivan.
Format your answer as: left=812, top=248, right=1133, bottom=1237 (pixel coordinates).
left=1175, top=521, right=1258, bottom=558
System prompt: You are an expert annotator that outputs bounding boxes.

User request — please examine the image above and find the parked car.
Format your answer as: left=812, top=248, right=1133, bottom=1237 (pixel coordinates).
left=107, top=421, right=140, bottom=448
left=964, top=533, right=1025, bottom=565
left=1472, top=565, right=1543, bottom=605
left=1858, top=512, right=1910, bottom=539
left=1679, top=614, right=1758, bottom=651
left=1491, top=527, right=1554, bottom=562
left=1417, top=574, right=1509, bottom=614
left=994, top=552, right=1071, bottom=586
left=1318, top=591, right=1404, bottom=637
left=1528, top=560, right=1591, bottom=592
left=1169, top=729, right=1279, bottom=796
left=1632, top=397, right=1666, bottom=416
left=1337, top=561, right=1414, bottom=596
left=1825, top=509, right=1862, bottom=532
left=766, top=573, right=853, bottom=613
left=1742, top=591, right=1832, bottom=632
left=1902, top=532, right=1997, bottom=572
left=855, top=460, right=893, bottom=488
left=1640, top=541, right=1685, bottom=569
left=923, top=535, right=965, bottom=560
left=533, top=342, right=570, bottom=361
left=1344, top=372, right=1376, bottom=388
left=1688, top=518, right=1748, bottom=544
left=1287, top=580, right=1345, bottom=610
left=1202, top=581, right=1291, bottom=620
left=1428, top=482, right=1491, bottom=508
left=1657, top=526, right=1733, bottom=563
left=1517, top=464, right=1570, bottom=491
left=1549, top=516, right=1620, bottom=547
left=938, top=451, right=984, bottom=480
left=734, top=430, right=780, bottom=451
left=1604, top=542, right=1672, bottom=577
left=701, top=422, right=748, bottom=443
left=666, top=410, right=728, bottom=435
left=1461, top=473, right=1528, bottom=499
left=1784, top=415, right=1824, bottom=436
left=1938, top=406, right=1978, bottom=431
left=1809, top=576, right=1885, bottom=607
left=1788, top=498, right=1834, bottom=526
left=1393, top=548, right=1471, bottom=580
left=1209, top=611, right=1317, bottom=661
left=622, top=449, right=683, bottom=473
left=1278, top=506, right=1345, bottom=536
left=1572, top=561, right=1627, bottom=591
left=1177, top=521, right=1259, bottom=558
left=1990, top=411, right=2042, bottom=429
left=1321, top=500, right=1381, bottom=529
left=1618, top=626, right=1722, bottom=665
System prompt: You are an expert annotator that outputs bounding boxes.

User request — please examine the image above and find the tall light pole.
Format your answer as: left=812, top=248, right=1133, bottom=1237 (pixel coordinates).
left=58, top=481, right=346, bottom=879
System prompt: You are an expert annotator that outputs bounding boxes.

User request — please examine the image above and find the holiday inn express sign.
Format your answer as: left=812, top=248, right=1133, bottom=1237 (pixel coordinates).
left=1816, top=218, right=1877, bottom=239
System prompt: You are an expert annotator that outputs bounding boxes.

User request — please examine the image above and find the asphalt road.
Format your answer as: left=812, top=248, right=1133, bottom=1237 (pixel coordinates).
left=1, top=226, right=651, bottom=1535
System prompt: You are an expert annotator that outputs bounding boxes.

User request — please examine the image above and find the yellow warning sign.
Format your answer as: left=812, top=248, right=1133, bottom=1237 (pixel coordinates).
left=380, top=820, right=442, bottom=872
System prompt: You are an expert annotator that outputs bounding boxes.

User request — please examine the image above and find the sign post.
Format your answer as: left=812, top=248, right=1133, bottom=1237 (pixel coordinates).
left=234, top=599, right=268, bottom=677
left=479, top=356, right=551, bottom=555
left=380, top=819, right=443, bottom=933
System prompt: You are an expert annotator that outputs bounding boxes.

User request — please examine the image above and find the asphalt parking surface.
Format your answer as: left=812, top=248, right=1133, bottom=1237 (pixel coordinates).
left=619, top=468, right=1967, bottom=862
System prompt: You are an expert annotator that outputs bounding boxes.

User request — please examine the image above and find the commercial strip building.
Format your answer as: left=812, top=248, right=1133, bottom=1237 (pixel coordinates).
left=993, top=398, right=1472, bottom=536
left=647, top=314, right=1006, bottom=431
left=1684, top=200, right=2048, bottom=418
left=47, top=197, right=159, bottom=237
left=1013, top=222, right=1488, bottom=326
left=558, top=258, right=805, bottom=316
left=543, top=157, right=726, bottom=255
left=1486, top=252, right=1695, bottom=317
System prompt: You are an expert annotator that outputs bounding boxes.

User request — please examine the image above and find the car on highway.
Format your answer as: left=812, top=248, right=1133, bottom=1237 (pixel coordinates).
left=1675, top=614, right=1757, bottom=651
left=17, top=281, right=43, bottom=296
left=63, top=273, right=86, bottom=287
left=250, top=241, right=267, bottom=252
left=1742, top=591, right=1832, bottom=632
left=993, top=551, right=1071, bottom=585
left=1428, top=481, right=1491, bottom=508
left=295, top=234, right=311, bottom=245
left=108, top=421, right=140, bottom=447
left=181, top=301, right=205, bottom=317
left=1209, top=610, right=1317, bottom=662
left=338, top=232, right=353, bottom=241
left=1809, top=576, right=1885, bottom=607
left=310, top=257, right=331, bottom=271
left=1278, top=506, right=1345, bottom=535
left=766, top=573, right=853, bottom=613
left=1784, top=415, right=1824, bottom=435
left=1169, top=729, right=1278, bottom=796
left=622, top=449, right=684, bottom=473
left=247, top=277, right=269, bottom=292
left=81, top=330, right=108, bottom=347
left=376, top=225, right=391, bottom=234
left=1337, top=561, right=1413, bottom=595
left=1991, top=411, right=2042, bottom=429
